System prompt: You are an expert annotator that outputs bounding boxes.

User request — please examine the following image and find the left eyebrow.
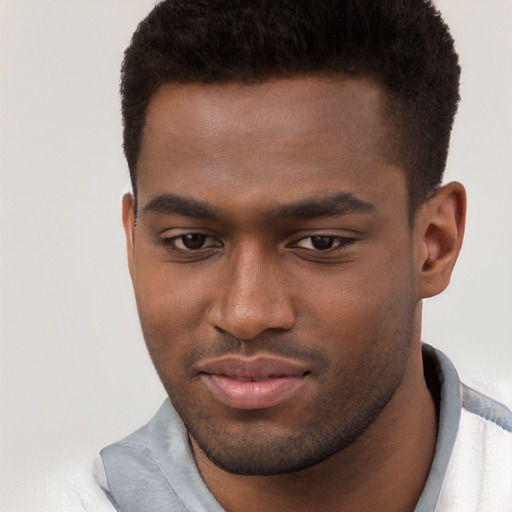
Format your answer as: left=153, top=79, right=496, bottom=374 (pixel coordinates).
left=142, top=193, right=221, bottom=221
left=270, top=192, right=375, bottom=220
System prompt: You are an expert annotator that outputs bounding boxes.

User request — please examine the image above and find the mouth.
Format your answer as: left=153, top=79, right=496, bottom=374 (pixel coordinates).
left=198, top=356, right=310, bottom=410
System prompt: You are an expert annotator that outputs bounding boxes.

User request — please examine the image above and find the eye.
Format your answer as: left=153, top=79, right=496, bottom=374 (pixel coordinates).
left=160, top=233, right=221, bottom=251
left=176, top=233, right=208, bottom=250
left=293, top=235, right=353, bottom=251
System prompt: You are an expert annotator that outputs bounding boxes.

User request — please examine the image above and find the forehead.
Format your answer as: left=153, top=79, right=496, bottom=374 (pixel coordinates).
left=137, top=76, right=405, bottom=216
left=142, top=76, right=386, bottom=138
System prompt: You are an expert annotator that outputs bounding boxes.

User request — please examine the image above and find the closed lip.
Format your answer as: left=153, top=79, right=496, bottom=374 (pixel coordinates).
left=196, top=355, right=310, bottom=380
left=197, top=355, right=310, bottom=410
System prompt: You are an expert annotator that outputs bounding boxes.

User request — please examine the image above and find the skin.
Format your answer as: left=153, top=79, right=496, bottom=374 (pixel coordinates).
left=122, top=76, right=466, bottom=511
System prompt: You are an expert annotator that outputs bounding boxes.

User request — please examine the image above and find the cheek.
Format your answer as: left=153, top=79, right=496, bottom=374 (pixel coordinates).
left=133, top=265, right=212, bottom=360
left=297, top=248, right=415, bottom=348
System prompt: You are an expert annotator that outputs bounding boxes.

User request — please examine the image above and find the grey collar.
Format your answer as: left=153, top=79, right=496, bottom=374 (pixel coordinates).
left=414, top=344, right=462, bottom=512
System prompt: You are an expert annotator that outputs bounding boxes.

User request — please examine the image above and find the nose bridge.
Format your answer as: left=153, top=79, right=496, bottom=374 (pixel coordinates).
left=209, top=241, right=295, bottom=340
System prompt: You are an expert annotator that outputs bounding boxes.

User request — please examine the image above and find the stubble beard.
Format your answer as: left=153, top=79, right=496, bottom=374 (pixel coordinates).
left=145, top=286, right=417, bottom=477
left=187, top=346, right=409, bottom=476
left=159, top=327, right=413, bottom=476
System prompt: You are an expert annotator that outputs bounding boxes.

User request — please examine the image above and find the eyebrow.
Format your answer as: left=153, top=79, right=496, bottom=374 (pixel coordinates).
left=141, top=191, right=374, bottom=223
left=142, top=193, right=220, bottom=221
left=270, top=192, right=375, bottom=220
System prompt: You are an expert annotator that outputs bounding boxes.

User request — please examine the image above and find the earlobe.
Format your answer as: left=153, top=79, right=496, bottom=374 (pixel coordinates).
left=122, top=193, right=136, bottom=279
left=415, top=182, right=466, bottom=299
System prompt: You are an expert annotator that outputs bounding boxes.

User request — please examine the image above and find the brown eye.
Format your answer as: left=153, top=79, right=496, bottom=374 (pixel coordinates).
left=292, top=235, right=354, bottom=252
left=310, top=236, right=336, bottom=250
left=180, top=233, right=207, bottom=249
left=158, top=232, right=222, bottom=253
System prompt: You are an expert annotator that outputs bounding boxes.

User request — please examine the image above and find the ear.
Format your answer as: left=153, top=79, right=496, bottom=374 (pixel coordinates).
left=122, top=193, right=136, bottom=280
left=414, top=182, right=466, bottom=299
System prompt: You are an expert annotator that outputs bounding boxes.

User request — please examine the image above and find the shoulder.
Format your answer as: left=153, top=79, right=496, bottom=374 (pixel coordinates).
left=436, top=384, right=512, bottom=512
left=30, top=456, right=117, bottom=512
left=461, top=384, right=512, bottom=431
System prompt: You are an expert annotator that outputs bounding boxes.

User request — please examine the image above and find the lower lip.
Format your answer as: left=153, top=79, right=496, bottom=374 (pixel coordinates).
left=202, top=374, right=306, bottom=410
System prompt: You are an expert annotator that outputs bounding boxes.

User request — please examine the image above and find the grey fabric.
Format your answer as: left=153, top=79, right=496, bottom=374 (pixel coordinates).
left=100, top=401, right=224, bottom=512
left=414, top=345, right=463, bottom=512
left=462, top=384, right=512, bottom=432
left=100, top=344, right=511, bottom=512
left=414, top=345, right=512, bottom=511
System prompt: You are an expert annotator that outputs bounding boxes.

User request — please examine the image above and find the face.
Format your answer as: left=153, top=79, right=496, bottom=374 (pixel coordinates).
left=124, top=77, right=421, bottom=476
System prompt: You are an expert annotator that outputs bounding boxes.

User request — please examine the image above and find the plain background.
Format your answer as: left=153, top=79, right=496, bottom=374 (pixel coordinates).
left=1, top=1, right=511, bottom=510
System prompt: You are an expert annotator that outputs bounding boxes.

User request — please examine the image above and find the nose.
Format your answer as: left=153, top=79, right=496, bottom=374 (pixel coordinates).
left=208, top=244, right=295, bottom=341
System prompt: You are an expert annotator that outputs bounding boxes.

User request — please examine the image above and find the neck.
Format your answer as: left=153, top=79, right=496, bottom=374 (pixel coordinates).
left=192, top=342, right=437, bottom=512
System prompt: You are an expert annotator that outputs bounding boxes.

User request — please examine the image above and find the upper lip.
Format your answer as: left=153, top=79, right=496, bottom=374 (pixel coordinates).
left=197, top=356, right=310, bottom=380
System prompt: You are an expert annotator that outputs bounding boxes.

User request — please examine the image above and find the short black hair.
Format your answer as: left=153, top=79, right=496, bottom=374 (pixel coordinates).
left=121, top=0, right=460, bottom=212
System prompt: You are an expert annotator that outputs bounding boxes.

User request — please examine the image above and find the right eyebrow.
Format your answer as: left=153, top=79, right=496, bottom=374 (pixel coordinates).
left=269, top=192, right=375, bottom=221
left=141, top=193, right=220, bottom=221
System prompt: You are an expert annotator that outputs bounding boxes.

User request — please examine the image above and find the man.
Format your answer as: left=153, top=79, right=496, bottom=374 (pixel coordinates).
left=86, top=1, right=511, bottom=511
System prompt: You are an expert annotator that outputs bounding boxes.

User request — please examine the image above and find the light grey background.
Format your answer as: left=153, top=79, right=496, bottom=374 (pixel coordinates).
left=1, top=1, right=511, bottom=510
